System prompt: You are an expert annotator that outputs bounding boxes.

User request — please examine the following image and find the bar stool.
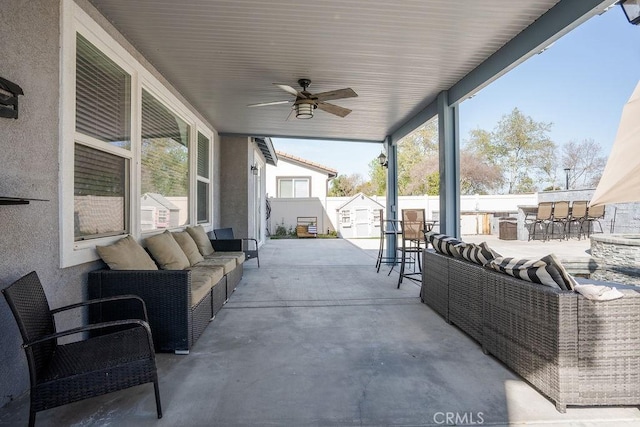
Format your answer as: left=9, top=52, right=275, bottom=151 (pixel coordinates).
left=375, top=209, right=401, bottom=273
left=397, top=208, right=426, bottom=288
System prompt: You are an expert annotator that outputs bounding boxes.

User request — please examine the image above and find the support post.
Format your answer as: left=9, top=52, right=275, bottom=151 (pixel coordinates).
left=438, top=91, right=460, bottom=238
left=385, top=136, right=398, bottom=262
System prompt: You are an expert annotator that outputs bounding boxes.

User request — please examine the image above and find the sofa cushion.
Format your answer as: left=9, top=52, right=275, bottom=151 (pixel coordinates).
left=189, top=270, right=212, bottom=307
left=205, top=251, right=245, bottom=265
left=172, top=231, right=205, bottom=265
left=145, top=230, right=191, bottom=270
left=194, top=257, right=236, bottom=275
left=426, top=232, right=463, bottom=257
left=544, top=253, right=578, bottom=291
left=488, top=256, right=567, bottom=289
left=458, top=242, right=501, bottom=266
left=188, top=264, right=225, bottom=286
left=186, top=225, right=215, bottom=256
left=96, top=235, right=158, bottom=270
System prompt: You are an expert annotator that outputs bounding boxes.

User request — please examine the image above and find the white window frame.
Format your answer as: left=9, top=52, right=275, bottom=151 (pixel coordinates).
left=60, top=0, right=215, bottom=267
left=277, top=176, right=311, bottom=198
left=195, top=129, right=213, bottom=224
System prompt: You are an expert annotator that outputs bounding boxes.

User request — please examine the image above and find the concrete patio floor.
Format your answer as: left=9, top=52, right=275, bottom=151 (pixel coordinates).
left=2, top=238, right=640, bottom=426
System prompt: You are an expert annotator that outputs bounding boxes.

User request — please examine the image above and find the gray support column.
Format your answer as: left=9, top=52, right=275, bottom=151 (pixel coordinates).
left=385, top=136, right=398, bottom=262
left=438, top=91, right=460, bottom=238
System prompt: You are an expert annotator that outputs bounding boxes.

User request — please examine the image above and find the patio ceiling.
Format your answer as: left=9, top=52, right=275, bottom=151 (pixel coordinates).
left=87, top=0, right=612, bottom=143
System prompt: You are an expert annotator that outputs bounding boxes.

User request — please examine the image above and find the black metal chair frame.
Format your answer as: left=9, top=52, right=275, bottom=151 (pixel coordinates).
left=214, top=227, right=260, bottom=267
left=375, top=209, right=402, bottom=273
left=2, top=271, right=162, bottom=426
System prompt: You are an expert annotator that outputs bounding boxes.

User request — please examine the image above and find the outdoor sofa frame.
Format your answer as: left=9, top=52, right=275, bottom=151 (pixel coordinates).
left=421, top=249, right=640, bottom=412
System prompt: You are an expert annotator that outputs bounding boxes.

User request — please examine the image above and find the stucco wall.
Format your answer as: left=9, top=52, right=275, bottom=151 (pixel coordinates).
left=0, top=0, right=87, bottom=406
left=220, top=136, right=250, bottom=237
left=0, top=0, right=220, bottom=407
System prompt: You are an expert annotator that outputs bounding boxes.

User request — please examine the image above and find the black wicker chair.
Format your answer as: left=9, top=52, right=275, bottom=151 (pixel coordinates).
left=213, top=227, right=260, bottom=267
left=2, top=271, right=162, bottom=426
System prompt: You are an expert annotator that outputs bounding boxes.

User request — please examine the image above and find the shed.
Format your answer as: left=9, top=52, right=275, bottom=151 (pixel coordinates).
left=336, top=193, right=384, bottom=238
left=141, top=193, right=181, bottom=230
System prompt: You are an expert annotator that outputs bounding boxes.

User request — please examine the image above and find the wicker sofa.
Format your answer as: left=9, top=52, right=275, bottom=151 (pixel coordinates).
left=88, top=227, right=244, bottom=354
left=421, top=248, right=640, bottom=413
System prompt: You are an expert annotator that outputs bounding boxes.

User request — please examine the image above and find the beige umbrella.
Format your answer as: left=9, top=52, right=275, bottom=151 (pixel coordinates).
left=590, top=80, right=640, bottom=207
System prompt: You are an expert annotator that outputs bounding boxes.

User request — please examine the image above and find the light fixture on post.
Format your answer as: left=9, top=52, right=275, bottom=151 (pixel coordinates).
left=250, top=164, right=258, bottom=175
left=620, top=0, right=640, bottom=25
left=564, top=167, right=571, bottom=190
left=377, top=152, right=388, bottom=168
left=295, top=99, right=315, bottom=119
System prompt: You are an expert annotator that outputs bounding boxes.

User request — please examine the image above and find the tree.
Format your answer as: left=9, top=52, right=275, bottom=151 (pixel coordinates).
left=328, top=174, right=364, bottom=197
left=466, top=108, right=557, bottom=193
left=397, top=120, right=438, bottom=195
left=561, top=139, right=607, bottom=189
left=459, top=150, right=503, bottom=195
left=367, top=158, right=386, bottom=196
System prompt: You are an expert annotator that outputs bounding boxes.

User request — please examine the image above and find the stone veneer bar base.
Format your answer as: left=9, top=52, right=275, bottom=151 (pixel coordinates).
left=591, top=234, right=640, bottom=285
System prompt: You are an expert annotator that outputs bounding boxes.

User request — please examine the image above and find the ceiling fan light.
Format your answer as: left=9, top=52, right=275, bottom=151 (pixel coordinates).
left=295, top=101, right=314, bottom=119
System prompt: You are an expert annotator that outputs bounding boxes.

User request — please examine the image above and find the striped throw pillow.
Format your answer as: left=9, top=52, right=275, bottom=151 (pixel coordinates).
left=544, top=253, right=577, bottom=291
left=427, top=232, right=463, bottom=257
left=458, top=242, right=501, bottom=266
left=488, top=256, right=566, bottom=289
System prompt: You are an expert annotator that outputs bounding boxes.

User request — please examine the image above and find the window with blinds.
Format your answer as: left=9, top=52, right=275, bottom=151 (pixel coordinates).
left=140, top=89, right=190, bottom=230
left=197, top=132, right=210, bottom=223
left=75, top=34, right=131, bottom=149
left=74, top=144, right=128, bottom=239
left=74, top=34, right=131, bottom=240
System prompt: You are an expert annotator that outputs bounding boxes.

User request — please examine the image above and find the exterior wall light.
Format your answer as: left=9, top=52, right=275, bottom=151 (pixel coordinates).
left=251, top=164, right=259, bottom=175
left=378, top=152, right=388, bottom=168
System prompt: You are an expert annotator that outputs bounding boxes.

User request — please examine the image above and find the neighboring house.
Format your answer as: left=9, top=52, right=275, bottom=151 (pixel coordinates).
left=337, top=193, right=384, bottom=238
left=266, top=151, right=337, bottom=235
left=140, top=193, right=182, bottom=230
left=266, top=151, right=337, bottom=199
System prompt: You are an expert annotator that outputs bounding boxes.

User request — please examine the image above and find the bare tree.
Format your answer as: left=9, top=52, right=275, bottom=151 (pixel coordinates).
left=561, top=139, right=607, bottom=189
left=459, top=150, right=503, bottom=195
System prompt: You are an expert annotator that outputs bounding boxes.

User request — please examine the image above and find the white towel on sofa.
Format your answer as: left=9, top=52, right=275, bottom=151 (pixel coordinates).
left=574, top=284, right=624, bottom=301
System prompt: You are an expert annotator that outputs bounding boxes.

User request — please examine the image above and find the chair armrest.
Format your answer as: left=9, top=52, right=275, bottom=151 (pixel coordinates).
left=51, top=295, right=148, bottom=322
left=24, top=319, right=154, bottom=350
left=241, top=238, right=258, bottom=250
left=210, top=239, right=242, bottom=252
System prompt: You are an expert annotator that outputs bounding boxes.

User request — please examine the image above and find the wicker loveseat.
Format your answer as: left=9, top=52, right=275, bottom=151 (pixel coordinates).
left=421, top=246, right=640, bottom=413
left=88, top=226, right=244, bottom=354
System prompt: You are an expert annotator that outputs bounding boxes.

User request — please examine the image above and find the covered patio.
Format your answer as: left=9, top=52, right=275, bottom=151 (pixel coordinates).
left=1, top=239, right=637, bottom=426
left=2, top=0, right=636, bottom=423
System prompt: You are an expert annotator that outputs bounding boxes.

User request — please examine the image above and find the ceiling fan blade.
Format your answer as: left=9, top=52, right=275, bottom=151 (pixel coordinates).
left=274, top=83, right=306, bottom=98
left=314, top=88, right=358, bottom=102
left=248, top=100, right=292, bottom=107
left=285, top=106, right=295, bottom=121
left=317, top=101, right=352, bottom=118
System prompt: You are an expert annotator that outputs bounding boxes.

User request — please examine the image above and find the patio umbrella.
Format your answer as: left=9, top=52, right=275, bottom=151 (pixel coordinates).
left=590, top=80, right=640, bottom=207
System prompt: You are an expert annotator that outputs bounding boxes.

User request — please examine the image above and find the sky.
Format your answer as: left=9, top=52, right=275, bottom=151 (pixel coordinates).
left=272, top=6, right=640, bottom=179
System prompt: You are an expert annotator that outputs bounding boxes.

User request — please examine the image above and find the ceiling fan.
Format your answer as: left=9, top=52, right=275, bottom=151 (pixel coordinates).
left=248, top=79, right=357, bottom=119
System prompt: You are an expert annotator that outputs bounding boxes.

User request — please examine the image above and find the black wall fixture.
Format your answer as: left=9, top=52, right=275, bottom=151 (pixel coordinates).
left=0, top=77, right=24, bottom=119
